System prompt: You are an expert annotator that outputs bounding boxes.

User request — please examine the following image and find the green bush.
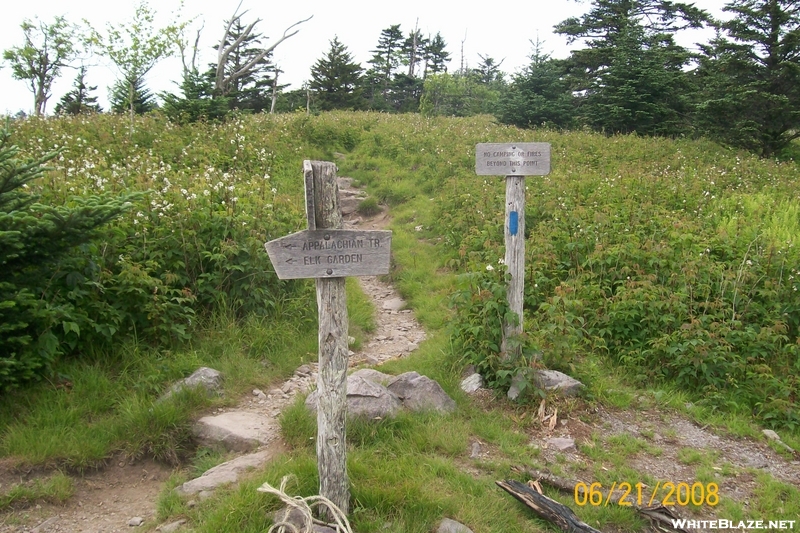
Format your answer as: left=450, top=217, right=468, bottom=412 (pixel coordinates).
left=0, top=123, right=137, bottom=391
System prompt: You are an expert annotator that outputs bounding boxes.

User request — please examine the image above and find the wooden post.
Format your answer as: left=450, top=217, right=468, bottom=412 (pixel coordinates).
left=502, top=175, right=525, bottom=358
left=311, top=160, right=350, bottom=516
left=476, top=142, right=549, bottom=360
left=265, top=162, right=392, bottom=520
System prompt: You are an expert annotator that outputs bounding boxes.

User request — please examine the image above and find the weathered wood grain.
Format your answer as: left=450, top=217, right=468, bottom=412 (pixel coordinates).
left=502, top=175, right=525, bottom=359
left=265, top=229, right=391, bottom=279
left=311, top=161, right=350, bottom=518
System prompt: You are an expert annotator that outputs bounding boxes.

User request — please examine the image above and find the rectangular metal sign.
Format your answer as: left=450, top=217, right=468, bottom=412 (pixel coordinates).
left=475, top=142, right=551, bottom=176
left=265, top=229, right=392, bottom=279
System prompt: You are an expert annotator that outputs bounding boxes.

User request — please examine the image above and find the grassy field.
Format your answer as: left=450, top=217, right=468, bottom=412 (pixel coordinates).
left=1, top=111, right=798, bottom=531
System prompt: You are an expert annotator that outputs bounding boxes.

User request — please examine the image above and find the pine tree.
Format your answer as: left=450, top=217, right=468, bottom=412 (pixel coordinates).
left=498, top=41, right=575, bottom=128
left=55, top=66, right=102, bottom=115
left=109, top=75, right=156, bottom=114
left=161, top=70, right=230, bottom=123
left=556, top=0, right=708, bottom=135
left=366, top=25, right=404, bottom=108
left=309, top=37, right=364, bottom=111
left=0, top=124, right=136, bottom=391
left=472, top=54, right=505, bottom=84
left=423, top=33, right=450, bottom=76
left=694, top=0, right=800, bottom=157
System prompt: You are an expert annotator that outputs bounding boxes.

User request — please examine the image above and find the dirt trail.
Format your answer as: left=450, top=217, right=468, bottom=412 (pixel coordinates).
left=2, top=179, right=798, bottom=533
left=0, top=180, right=425, bottom=533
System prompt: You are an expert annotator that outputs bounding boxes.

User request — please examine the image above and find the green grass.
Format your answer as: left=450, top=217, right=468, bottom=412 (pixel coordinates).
left=5, top=111, right=800, bottom=532
left=0, top=472, right=74, bottom=511
left=0, top=285, right=360, bottom=468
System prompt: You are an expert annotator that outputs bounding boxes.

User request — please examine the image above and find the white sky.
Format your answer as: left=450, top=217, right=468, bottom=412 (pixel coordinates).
left=1, top=0, right=728, bottom=115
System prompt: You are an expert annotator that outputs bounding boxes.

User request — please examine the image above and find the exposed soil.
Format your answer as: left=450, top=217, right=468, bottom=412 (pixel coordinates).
left=2, top=179, right=798, bottom=533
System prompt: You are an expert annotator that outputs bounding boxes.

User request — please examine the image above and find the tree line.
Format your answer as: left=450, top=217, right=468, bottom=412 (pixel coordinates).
left=4, top=0, right=800, bottom=157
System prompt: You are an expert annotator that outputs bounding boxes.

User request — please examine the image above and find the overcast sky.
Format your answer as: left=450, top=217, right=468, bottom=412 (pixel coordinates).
left=1, top=0, right=728, bottom=115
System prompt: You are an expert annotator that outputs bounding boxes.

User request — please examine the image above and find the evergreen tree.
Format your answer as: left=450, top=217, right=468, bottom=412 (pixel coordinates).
left=161, top=70, right=230, bottom=123
left=498, top=41, right=575, bottom=128
left=556, top=0, right=708, bottom=135
left=55, top=66, right=102, bottom=115
left=694, top=0, right=800, bottom=157
left=110, top=75, right=156, bottom=114
left=423, top=33, right=450, bottom=76
left=0, top=124, right=136, bottom=391
left=309, top=37, right=365, bottom=111
left=472, top=54, right=505, bottom=84
left=582, top=25, right=694, bottom=135
left=388, top=74, right=424, bottom=112
left=366, top=25, right=404, bottom=108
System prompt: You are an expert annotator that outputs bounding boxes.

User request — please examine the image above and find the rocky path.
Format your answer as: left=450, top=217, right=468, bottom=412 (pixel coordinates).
left=0, top=178, right=424, bottom=533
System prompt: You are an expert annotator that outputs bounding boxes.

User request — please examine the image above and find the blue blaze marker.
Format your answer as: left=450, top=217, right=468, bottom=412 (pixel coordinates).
left=509, top=211, right=519, bottom=236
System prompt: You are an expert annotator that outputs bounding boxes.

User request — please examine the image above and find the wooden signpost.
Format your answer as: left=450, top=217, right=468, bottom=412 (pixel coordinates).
left=265, top=161, right=391, bottom=517
left=475, top=143, right=551, bottom=357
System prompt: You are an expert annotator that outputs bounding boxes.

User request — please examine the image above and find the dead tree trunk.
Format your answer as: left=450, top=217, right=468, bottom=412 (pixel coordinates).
left=215, top=2, right=311, bottom=96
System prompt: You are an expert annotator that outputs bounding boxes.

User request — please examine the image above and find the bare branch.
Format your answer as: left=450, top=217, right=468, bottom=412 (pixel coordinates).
left=215, top=14, right=312, bottom=94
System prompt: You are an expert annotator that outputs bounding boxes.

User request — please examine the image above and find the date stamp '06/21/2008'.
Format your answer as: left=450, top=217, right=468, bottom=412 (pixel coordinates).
left=574, top=481, right=719, bottom=507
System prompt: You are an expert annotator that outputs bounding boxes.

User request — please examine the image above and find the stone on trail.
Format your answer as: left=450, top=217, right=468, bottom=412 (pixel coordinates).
left=306, top=374, right=402, bottom=419
left=547, top=437, right=576, bottom=452
left=387, top=372, right=456, bottom=414
left=382, top=297, right=406, bottom=312
left=176, top=448, right=281, bottom=495
left=350, top=368, right=393, bottom=385
left=305, top=370, right=456, bottom=419
left=160, top=367, right=223, bottom=401
left=193, top=411, right=274, bottom=452
left=437, top=518, right=475, bottom=533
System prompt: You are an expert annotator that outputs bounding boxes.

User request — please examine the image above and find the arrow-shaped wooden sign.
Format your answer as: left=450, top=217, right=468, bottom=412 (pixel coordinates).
left=265, top=229, right=392, bottom=279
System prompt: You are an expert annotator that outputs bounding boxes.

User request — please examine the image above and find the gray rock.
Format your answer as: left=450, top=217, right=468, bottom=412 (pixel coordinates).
left=193, top=411, right=274, bottom=452
left=176, top=449, right=280, bottom=495
left=128, top=517, right=144, bottom=527
left=534, top=370, right=585, bottom=397
left=382, top=297, right=406, bottom=311
left=273, top=506, right=310, bottom=532
left=156, top=519, right=187, bottom=533
left=387, top=372, right=456, bottom=414
left=31, top=516, right=59, bottom=533
left=437, top=518, right=474, bottom=533
left=460, top=373, right=483, bottom=394
left=508, top=369, right=584, bottom=400
left=306, top=375, right=402, bottom=419
left=470, top=442, right=482, bottom=459
left=161, top=367, right=223, bottom=401
left=350, top=368, right=393, bottom=385
left=547, top=437, right=576, bottom=451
